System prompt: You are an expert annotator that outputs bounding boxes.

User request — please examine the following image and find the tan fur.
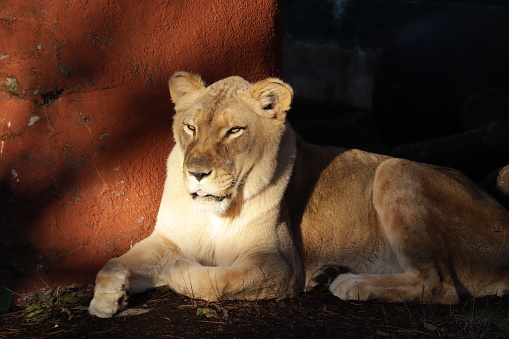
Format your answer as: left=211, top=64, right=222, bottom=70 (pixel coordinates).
left=89, top=72, right=509, bottom=318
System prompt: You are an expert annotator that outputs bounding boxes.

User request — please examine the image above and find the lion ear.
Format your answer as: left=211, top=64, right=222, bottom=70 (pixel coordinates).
left=168, top=71, right=206, bottom=104
left=250, top=78, right=293, bottom=121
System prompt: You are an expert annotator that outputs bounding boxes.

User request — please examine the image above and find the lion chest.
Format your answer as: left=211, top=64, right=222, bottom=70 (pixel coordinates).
left=169, top=214, right=252, bottom=267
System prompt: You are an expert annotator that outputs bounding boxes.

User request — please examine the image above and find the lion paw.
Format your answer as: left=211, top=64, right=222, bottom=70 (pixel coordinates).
left=88, top=292, right=127, bottom=318
left=329, top=273, right=374, bottom=301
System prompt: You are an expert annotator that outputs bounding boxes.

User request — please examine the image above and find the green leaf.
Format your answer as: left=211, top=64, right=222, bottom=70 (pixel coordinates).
left=25, top=304, right=43, bottom=313
left=36, top=293, right=48, bottom=302
left=72, top=305, right=89, bottom=311
left=196, top=307, right=216, bottom=317
left=26, top=308, right=45, bottom=318
left=61, top=308, right=75, bottom=321
left=62, top=295, right=79, bottom=304
left=22, top=286, right=86, bottom=323
left=0, top=288, right=13, bottom=312
left=33, top=313, right=50, bottom=323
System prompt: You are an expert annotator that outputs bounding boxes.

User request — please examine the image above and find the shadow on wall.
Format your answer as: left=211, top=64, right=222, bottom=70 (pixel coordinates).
left=0, top=88, right=173, bottom=298
left=0, top=1, right=176, bottom=295
left=0, top=0, right=283, bottom=300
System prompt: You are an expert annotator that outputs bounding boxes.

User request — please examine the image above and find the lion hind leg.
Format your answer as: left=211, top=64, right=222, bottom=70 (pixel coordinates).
left=329, top=271, right=459, bottom=304
left=350, top=158, right=461, bottom=304
left=467, top=274, right=509, bottom=298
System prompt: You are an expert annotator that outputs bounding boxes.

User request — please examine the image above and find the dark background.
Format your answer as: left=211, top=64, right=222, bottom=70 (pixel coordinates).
left=284, top=0, right=509, bottom=206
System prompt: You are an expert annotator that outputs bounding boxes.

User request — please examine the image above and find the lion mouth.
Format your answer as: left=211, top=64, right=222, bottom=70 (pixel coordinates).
left=192, top=189, right=230, bottom=202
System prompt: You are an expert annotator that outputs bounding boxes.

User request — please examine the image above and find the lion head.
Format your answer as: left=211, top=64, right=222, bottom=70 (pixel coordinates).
left=168, top=71, right=294, bottom=214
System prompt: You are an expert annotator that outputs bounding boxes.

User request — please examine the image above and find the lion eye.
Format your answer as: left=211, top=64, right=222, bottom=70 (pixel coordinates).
left=263, top=103, right=274, bottom=110
left=227, top=127, right=244, bottom=135
left=184, top=124, right=196, bottom=134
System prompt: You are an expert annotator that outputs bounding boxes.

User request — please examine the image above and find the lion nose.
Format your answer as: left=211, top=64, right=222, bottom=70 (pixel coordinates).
left=188, top=170, right=211, bottom=181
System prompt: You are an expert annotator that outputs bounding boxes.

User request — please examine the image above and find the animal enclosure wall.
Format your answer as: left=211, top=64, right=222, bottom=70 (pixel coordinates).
left=0, top=0, right=283, bottom=302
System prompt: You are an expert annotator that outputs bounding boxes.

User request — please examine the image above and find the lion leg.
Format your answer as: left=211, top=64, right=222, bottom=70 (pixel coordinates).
left=328, top=216, right=460, bottom=303
left=331, top=158, right=462, bottom=304
left=329, top=269, right=459, bottom=303
left=89, top=234, right=180, bottom=318
left=162, top=255, right=301, bottom=301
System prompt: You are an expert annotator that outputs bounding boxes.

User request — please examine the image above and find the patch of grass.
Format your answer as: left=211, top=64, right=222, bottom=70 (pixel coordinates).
left=196, top=304, right=229, bottom=320
left=24, top=286, right=88, bottom=323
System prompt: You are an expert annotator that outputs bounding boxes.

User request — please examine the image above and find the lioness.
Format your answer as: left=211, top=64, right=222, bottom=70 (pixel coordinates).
left=89, top=72, right=509, bottom=318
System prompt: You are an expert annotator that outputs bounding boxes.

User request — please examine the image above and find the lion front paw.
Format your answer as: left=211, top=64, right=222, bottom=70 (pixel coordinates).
left=329, top=273, right=375, bottom=301
left=88, top=292, right=127, bottom=318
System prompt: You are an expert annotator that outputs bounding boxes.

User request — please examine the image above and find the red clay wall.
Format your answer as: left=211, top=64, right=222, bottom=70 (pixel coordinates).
left=0, top=0, right=283, bottom=302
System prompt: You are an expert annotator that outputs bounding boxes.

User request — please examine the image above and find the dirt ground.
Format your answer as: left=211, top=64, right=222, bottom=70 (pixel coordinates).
left=2, top=284, right=509, bottom=338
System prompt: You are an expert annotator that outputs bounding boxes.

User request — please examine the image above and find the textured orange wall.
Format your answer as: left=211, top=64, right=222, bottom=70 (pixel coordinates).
left=0, top=0, right=283, bottom=301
